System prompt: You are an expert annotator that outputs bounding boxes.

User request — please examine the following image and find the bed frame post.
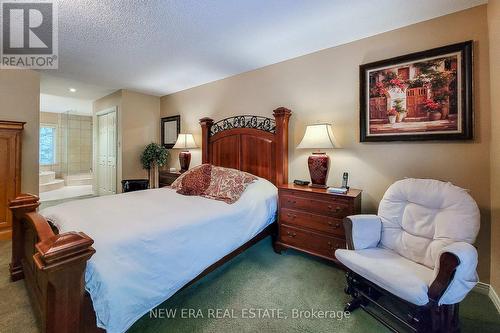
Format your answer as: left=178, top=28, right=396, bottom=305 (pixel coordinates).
left=273, top=107, right=291, bottom=186
left=36, top=231, right=95, bottom=333
left=200, top=117, right=214, bottom=163
left=9, top=194, right=39, bottom=281
left=9, top=194, right=96, bottom=333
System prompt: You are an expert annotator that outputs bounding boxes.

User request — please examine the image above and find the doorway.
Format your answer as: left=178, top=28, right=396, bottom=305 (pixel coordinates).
left=39, top=108, right=95, bottom=203
left=96, top=108, right=117, bottom=196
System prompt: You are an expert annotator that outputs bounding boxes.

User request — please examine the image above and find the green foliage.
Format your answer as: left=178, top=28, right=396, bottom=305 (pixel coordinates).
left=407, top=77, right=425, bottom=88
left=413, top=59, right=442, bottom=74
left=141, top=143, right=168, bottom=170
left=393, top=99, right=405, bottom=113
left=429, top=71, right=451, bottom=90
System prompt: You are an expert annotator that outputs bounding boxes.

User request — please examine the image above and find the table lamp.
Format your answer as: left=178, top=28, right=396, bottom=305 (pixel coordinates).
left=173, top=133, right=198, bottom=172
left=297, top=123, right=336, bottom=188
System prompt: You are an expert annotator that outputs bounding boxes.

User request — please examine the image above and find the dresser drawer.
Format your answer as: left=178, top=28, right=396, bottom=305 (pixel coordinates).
left=279, top=225, right=346, bottom=260
left=280, top=208, right=344, bottom=237
left=280, top=192, right=351, bottom=218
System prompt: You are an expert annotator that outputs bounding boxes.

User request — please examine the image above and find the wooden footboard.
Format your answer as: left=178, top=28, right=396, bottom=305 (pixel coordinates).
left=9, top=194, right=95, bottom=333
left=9, top=193, right=278, bottom=333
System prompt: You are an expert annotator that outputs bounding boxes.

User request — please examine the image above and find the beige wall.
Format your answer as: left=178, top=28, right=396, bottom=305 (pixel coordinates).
left=93, top=90, right=160, bottom=191
left=0, top=69, right=40, bottom=194
left=161, top=6, right=492, bottom=282
left=488, top=0, right=500, bottom=293
left=121, top=90, right=160, bottom=179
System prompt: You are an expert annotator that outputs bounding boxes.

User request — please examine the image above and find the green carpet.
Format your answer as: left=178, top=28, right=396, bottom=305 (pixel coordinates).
left=1, top=238, right=499, bottom=332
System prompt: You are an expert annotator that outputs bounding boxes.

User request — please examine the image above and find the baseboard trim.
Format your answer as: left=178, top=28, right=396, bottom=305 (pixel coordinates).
left=473, top=282, right=490, bottom=295
left=473, top=282, right=500, bottom=313
left=489, top=285, right=500, bottom=314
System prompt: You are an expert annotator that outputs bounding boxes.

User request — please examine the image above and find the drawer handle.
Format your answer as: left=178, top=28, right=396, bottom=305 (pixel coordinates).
left=328, top=205, right=342, bottom=212
left=287, top=231, right=297, bottom=238
left=287, top=213, right=297, bottom=219
left=287, top=199, right=297, bottom=204
left=328, top=221, right=341, bottom=229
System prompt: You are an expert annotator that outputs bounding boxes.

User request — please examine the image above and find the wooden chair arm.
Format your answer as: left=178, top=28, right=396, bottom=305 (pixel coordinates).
left=428, top=252, right=460, bottom=303
left=343, top=217, right=355, bottom=250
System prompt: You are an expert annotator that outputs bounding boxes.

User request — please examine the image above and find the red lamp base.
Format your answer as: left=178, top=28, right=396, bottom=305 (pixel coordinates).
left=307, top=152, right=330, bottom=188
left=179, top=151, right=191, bottom=173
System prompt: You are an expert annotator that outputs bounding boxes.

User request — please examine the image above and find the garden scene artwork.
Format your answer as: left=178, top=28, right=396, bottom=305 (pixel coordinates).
left=360, top=41, right=473, bottom=142
left=368, top=53, right=460, bottom=135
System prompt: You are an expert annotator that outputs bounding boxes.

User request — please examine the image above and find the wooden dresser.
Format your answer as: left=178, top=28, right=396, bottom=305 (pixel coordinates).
left=0, top=121, right=25, bottom=240
left=276, top=184, right=361, bottom=263
left=159, top=170, right=181, bottom=187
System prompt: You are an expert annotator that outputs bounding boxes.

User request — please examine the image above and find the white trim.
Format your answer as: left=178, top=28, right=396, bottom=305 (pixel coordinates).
left=473, top=282, right=490, bottom=295
left=472, top=282, right=500, bottom=313
left=490, top=285, right=500, bottom=314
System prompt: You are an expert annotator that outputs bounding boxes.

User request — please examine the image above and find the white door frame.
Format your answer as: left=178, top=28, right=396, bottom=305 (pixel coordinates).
left=95, top=107, right=118, bottom=195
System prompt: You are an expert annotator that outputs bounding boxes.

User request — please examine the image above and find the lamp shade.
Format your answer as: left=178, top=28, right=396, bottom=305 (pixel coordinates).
left=297, top=124, right=336, bottom=149
left=172, top=134, right=198, bottom=149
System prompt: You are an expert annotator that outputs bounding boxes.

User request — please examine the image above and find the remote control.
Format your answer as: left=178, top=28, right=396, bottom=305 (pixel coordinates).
left=294, top=179, right=310, bottom=186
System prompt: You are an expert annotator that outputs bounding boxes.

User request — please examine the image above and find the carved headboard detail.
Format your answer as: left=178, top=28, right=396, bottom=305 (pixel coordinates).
left=200, top=107, right=291, bottom=186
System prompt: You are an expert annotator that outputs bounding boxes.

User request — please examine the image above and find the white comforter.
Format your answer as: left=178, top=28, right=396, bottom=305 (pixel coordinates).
left=40, top=178, right=277, bottom=333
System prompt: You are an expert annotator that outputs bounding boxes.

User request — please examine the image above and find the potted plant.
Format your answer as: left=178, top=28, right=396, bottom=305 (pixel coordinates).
left=423, top=99, right=442, bottom=121
left=141, top=143, right=169, bottom=188
left=433, top=92, right=450, bottom=119
left=387, top=109, right=398, bottom=124
left=393, top=99, right=407, bottom=123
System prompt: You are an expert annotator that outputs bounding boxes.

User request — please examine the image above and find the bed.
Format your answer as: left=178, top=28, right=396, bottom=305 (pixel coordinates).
left=8, top=107, right=291, bottom=333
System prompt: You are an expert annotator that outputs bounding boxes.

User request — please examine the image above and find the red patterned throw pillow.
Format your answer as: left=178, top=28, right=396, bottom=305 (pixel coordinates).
left=170, top=164, right=205, bottom=189
left=176, top=164, right=212, bottom=195
left=202, top=166, right=257, bottom=204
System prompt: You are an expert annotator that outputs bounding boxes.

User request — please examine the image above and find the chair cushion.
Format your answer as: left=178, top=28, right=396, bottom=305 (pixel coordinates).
left=336, top=247, right=433, bottom=306
left=378, top=178, right=480, bottom=269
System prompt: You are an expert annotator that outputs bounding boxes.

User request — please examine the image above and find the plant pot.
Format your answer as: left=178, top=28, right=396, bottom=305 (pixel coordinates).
left=428, top=111, right=442, bottom=121
left=388, top=115, right=397, bottom=124
left=397, top=112, right=407, bottom=123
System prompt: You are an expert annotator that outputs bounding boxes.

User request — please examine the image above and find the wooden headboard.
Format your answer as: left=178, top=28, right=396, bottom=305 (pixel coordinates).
left=199, top=107, right=291, bottom=186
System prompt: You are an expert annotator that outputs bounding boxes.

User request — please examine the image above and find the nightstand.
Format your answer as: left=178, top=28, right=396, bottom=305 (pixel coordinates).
left=159, top=170, right=181, bottom=187
left=275, top=184, right=361, bottom=263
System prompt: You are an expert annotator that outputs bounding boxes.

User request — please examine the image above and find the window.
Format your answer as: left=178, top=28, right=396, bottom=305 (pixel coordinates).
left=40, top=125, right=56, bottom=165
left=398, top=67, right=410, bottom=81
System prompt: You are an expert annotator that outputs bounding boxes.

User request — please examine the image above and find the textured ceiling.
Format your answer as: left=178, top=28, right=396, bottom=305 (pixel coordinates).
left=41, top=0, right=487, bottom=99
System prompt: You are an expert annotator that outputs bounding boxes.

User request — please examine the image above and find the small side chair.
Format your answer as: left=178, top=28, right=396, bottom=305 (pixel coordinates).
left=336, top=178, right=480, bottom=332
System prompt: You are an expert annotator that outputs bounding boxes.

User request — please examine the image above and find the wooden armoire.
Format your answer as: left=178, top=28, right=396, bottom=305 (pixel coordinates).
left=0, top=121, right=25, bottom=240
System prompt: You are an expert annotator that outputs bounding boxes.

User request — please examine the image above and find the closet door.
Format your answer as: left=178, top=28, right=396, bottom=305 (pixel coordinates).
left=97, top=111, right=117, bottom=196
left=97, top=113, right=108, bottom=195
left=106, top=111, right=117, bottom=194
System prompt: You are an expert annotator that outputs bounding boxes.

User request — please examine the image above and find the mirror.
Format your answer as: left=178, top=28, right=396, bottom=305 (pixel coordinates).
left=161, top=115, right=180, bottom=149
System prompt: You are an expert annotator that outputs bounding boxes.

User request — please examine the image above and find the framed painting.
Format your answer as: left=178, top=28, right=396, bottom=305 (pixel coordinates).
left=161, top=115, right=180, bottom=149
left=360, top=41, right=473, bottom=142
